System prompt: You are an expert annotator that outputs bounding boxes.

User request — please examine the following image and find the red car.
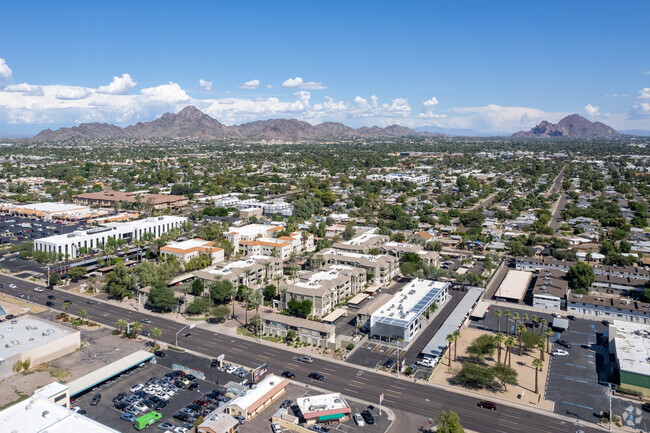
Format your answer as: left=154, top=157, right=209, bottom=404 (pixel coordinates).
left=477, top=401, right=497, bottom=411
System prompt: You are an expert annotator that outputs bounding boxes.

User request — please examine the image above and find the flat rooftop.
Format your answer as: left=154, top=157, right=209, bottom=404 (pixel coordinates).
left=340, top=231, right=384, bottom=246
left=296, top=393, right=351, bottom=420
left=612, top=320, right=650, bottom=377
left=229, top=223, right=277, bottom=237
left=294, top=264, right=356, bottom=289
left=373, top=279, right=448, bottom=327
left=0, top=315, right=76, bottom=360
left=495, top=270, right=533, bottom=301
left=229, top=375, right=288, bottom=412
left=0, top=393, right=119, bottom=432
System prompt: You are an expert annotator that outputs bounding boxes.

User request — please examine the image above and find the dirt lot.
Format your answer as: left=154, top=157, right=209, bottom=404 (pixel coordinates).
left=0, top=324, right=145, bottom=409
left=430, top=326, right=553, bottom=411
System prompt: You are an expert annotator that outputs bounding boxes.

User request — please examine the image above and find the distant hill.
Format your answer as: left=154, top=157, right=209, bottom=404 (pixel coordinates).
left=512, top=114, right=621, bottom=139
left=32, top=106, right=441, bottom=141
left=620, top=130, right=650, bottom=137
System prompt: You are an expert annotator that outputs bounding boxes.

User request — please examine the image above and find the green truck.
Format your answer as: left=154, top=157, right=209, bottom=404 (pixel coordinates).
left=133, top=411, right=162, bottom=430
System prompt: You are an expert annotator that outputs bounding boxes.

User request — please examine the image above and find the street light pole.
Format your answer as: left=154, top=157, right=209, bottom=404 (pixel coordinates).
left=609, top=383, right=612, bottom=431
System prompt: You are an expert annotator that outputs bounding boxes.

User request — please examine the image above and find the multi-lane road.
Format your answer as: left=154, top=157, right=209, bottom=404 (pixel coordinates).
left=0, top=273, right=598, bottom=433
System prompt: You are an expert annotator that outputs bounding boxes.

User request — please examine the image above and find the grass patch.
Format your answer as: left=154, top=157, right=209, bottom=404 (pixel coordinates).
left=167, top=345, right=185, bottom=352
left=0, top=391, right=29, bottom=410
left=237, top=327, right=256, bottom=338
left=185, top=316, right=208, bottom=322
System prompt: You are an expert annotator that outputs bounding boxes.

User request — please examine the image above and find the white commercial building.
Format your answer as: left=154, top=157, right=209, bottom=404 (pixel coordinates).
left=0, top=382, right=120, bottom=432
left=610, top=321, right=650, bottom=392
left=367, top=173, right=429, bottom=185
left=0, top=315, right=81, bottom=380
left=34, top=215, right=187, bottom=258
left=224, top=223, right=284, bottom=252
left=370, top=279, right=449, bottom=343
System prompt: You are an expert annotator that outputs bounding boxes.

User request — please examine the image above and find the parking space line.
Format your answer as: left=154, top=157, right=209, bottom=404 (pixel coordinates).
left=569, top=330, right=587, bottom=335
left=576, top=404, right=593, bottom=410
left=562, top=401, right=576, bottom=406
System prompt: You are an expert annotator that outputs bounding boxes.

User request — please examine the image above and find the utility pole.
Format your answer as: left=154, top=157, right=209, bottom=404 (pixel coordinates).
left=609, top=383, right=612, bottom=431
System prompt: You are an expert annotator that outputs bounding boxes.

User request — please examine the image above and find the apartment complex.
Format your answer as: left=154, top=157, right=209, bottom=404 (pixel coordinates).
left=319, top=249, right=398, bottom=285
left=194, top=256, right=282, bottom=287
left=332, top=232, right=389, bottom=253
left=285, top=264, right=366, bottom=317
left=160, top=238, right=225, bottom=264
left=261, top=313, right=336, bottom=347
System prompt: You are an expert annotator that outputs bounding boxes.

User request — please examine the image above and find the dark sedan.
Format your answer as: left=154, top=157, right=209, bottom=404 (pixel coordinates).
left=308, top=372, right=324, bottom=381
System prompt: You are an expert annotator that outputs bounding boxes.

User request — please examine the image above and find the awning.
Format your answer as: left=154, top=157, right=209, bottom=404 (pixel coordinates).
left=347, top=293, right=369, bottom=306
left=320, top=413, right=345, bottom=420
left=470, top=300, right=490, bottom=319
left=322, top=308, right=347, bottom=323
left=66, top=350, right=154, bottom=396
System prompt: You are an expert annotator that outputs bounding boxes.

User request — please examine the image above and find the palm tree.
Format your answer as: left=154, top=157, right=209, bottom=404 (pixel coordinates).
left=512, top=312, right=520, bottom=337
left=545, top=327, right=554, bottom=353
left=135, top=239, right=146, bottom=261
left=521, top=312, right=529, bottom=326
left=241, top=286, right=251, bottom=325
left=586, top=251, right=593, bottom=264
left=261, top=260, right=271, bottom=281
left=243, top=268, right=254, bottom=287
left=314, top=254, right=324, bottom=270
left=445, top=334, right=455, bottom=366
left=531, top=314, right=538, bottom=330
left=116, top=319, right=128, bottom=336
left=504, top=310, right=512, bottom=335
left=495, top=309, right=503, bottom=334
left=150, top=327, right=162, bottom=348
left=505, top=336, right=515, bottom=367
left=62, top=301, right=71, bottom=313
left=494, top=332, right=505, bottom=364
left=517, top=324, right=526, bottom=354
left=532, top=357, right=543, bottom=394
left=537, top=338, right=545, bottom=362
left=78, top=309, right=89, bottom=324
left=539, top=318, right=547, bottom=337
left=131, top=322, right=142, bottom=339
left=228, top=283, right=238, bottom=319
left=452, top=329, right=461, bottom=362
left=249, top=290, right=263, bottom=318
left=273, top=274, right=285, bottom=306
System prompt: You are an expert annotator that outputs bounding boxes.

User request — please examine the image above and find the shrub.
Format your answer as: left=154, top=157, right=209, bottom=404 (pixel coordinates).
left=346, top=343, right=355, bottom=351
left=615, top=386, right=643, bottom=397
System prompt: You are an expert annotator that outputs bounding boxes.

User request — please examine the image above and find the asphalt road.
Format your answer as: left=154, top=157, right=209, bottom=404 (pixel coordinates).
left=0, top=273, right=600, bottom=433
left=550, top=195, right=569, bottom=231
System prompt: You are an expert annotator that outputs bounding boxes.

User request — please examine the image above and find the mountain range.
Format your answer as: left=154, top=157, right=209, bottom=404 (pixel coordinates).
left=31, top=106, right=440, bottom=141
left=512, top=114, right=621, bottom=139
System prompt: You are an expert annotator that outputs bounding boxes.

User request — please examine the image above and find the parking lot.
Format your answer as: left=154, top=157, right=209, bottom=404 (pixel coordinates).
left=471, top=305, right=650, bottom=430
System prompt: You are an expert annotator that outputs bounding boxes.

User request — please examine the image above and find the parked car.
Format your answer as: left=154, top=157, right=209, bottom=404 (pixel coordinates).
left=188, top=382, right=199, bottom=391
left=280, top=399, right=292, bottom=409
left=113, top=392, right=127, bottom=402
left=299, top=356, right=313, bottom=364
left=309, top=424, right=329, bottom=432
left=233, top=414, right=246, bottom=425
left=308, top=372, right=324, bottom=381
left=113, top=401, right=129, bottom=410
left=417, top=356, right=438, bottom=368
left=567, top=315, right=577, bottom=321
left=383, top=359, right=394, bottom=369
left=158, top=422, right=175, bottom=430
left=477, top=401, right=497, bottom=410
left=271, top=422, right=283, bottom=433
left=642, top=403, right=650, bottom=412
left=601, top=320, right=610, bottom=327
left=281, top=371, right=295, bottom=379
left=154, top=400, right=169, bottom=410
left=556, top=340, right=572, bottom=348
left=130, top=384, right=144, bottom=393
left=121, top=412, right=136, bottom=422
left=17, top=292, right=24, bottom=298
left=354, top=413, right=365, bottom=426
left=90, top=393, right=101, bottom=406
left=210, top=360, right=220, bottom=368
left=551, top=349, right=569, bottom=357
left=361, top=410, right=375, bottom=424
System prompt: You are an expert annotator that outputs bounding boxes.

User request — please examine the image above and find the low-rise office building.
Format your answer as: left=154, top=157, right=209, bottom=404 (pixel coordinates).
left=195, top=256, right=282, bottom=287
left=262, top=313, right=336, bottom=347
left=370, top=279, right=449, bottom=343
left=285, top=264, right=366, bottom=317
left=224, top=223, right=284, bottom=252
left=160, top=238, right=225, bottom=263
left=320, top=249, right=398, bottom=285
left=239, top=238, right=292, bottom=260
left=0, top=315, right=81, bottom=380
left=34, top=215, right=187, bottom=258
left=74, top=189, right=188, bottom=210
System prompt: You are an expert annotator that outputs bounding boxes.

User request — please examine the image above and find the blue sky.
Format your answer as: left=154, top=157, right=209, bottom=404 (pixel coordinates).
left=1, top=0, right=649, bottom=135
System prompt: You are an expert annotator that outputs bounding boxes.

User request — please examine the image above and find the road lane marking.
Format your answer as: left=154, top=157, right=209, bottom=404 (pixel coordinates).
left=343, top=388, right=358, bottom=394
left=322, top=367, right=337, bottom=372
left=390, top=384, right=406, bottom=390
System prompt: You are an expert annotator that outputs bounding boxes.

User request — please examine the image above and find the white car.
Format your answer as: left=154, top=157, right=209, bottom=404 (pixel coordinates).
left=130, top=383, right=144, bottom=393
left=9, top=284, right=16, bottom=289
left=33, top=287, right=44, bottom=292
left=353, top=413, right=365, bottom=427
left=417, top=356, right=438, bottom=368
left=271, top=423, right=283, bottom=433
left=174, top=428, right=188, bottom=433
left=551, top=349, right=569, bottom=357
left=132, top=401, right=148, bottom=412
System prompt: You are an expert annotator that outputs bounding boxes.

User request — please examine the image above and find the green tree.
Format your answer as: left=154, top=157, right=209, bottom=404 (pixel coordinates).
left=494, top=332, right=505, bottom=364
left=342, top=222, right=356, bottom=241
left=148, top=284, right=177, bottom=312
left=210, top=279, right=235, bottom=305
left=150, top=327, right=162, bottom=348
left=495, top=309, right=503, bottom=334
left=68, top=266, right=87, bottom=280
left=249, top=290, right=263, bottom=319
left=445, top=334, right=455, bottom=366
left=263, top=284, right=277, bottom=301
left=567, top=261, right=595, bottom=294
left=492, top=363, right=518, bottom=391
left=454, top=363, right=494, bottom=389
left=504, top=336, right=515, bottom=367
left=435, top=410, right=465, bottom=433
left=50, top=272, right=62, bottom=285
left=186, top=296, right=210, bottom=315
left=105, top=261, right=136, bottom=299
left=116, top=319, right=128, bottom=336
left=466, top=334, right=496, bottom=362
left=190, top=278, right=204, bottom=296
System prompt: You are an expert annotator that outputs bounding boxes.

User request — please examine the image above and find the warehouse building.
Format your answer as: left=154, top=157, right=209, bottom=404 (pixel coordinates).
left=370, top=279, right=449, bottom=343
left=0, top=315, right=80, bottom=380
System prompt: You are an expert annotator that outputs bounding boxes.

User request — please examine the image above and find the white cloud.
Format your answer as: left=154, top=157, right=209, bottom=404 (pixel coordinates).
left=55, top=86, right=92, bottom=100
left=239, top=79, right=259, bottom=89
left=198, top=79, right=212, bottom=91
left=630, top=87, right=650, bottom=118
left=140, top=82, right=189, bottom=103
left=266, top=84, right=273, bottom=89
left=419, top=97, right=444, bottom=119
left=422, top=97, right=439, bottom=108
left=4, top=83, right=43, bottom=96
left=97, top=73, right=137, bottom=95
left=282, top=76, right=327, bottom=90
left=605, top=94, right=628, bottom=97
left=584, top=104, right=600, bottom=116
left=436, top=104, right=569, bottom=133
left=0, top=58, right=12, bottom=88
